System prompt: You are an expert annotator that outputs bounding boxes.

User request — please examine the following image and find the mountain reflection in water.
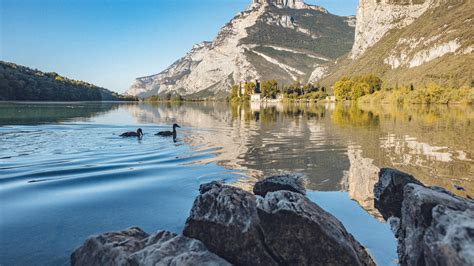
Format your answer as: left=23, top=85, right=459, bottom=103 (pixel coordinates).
left=127, top=102, right=473, bottom=199
left=1, top=101, right=472, bottom=265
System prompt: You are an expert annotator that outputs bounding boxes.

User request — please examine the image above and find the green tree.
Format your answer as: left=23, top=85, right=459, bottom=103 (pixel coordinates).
left=261, top=80, right=278, bottom=99
left=244, top=82, right=256, bottom=95
left=230, top=84, right=240, bottom=102
left=354, top=74, right=382, bottom=94
left=334, top=77, right=353, bottom=101
left=351, top=82, right=369, bottom=100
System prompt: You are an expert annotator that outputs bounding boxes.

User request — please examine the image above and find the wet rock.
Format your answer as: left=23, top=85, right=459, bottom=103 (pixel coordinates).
left=199, top=180, right=223, bottom=194
left=257, top=190, right=375, bottom=266
left=129, top=230, right=231, bottom=266
left=71, top=227, right=148, bottom=266
left=398, top=183, right=473, bottom=265
left=373, top=168, right=474, bottom=265
left=423, top=205, right=474, bottom=266
left=183, top=184, right=277, bottom=265
left=387, top=216, right=400, bottom=237
left=184, top=182, right=374, bottom=265
left=253, top=173, right=306, bottom=197
left=71, top=228, right=230, bottom=266
left=373, top=168, right=422, bottom=220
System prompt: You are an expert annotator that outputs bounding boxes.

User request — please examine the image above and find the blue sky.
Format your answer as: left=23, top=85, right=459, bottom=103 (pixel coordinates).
left=1, top=0, right=358, bottom=93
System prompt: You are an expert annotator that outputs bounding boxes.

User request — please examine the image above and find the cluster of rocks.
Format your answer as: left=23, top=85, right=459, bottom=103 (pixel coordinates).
left=71, top=174, right=374, bottom=265
left=72, top=169, right=473, bottom=265
left=374, top=168, right=474, bottom=266
left=71, top=228, right=229, bottom=266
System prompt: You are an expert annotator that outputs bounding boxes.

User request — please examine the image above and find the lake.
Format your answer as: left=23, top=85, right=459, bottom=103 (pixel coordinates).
left=1, top=101, right=473, bottom=265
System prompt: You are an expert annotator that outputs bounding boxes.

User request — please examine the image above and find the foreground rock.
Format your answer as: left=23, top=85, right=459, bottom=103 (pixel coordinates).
left=72, top=174, right=375, bottom=266
left=183, top=183, right=277, bottom=265
left=257, top=190, right=375, bottom=265
left=71, top=227, right=230, bottom=266
left=184, top=180, right=375, bottom=265
left=253, top=173, right=306, bottom=197
left=373, top=168, right=422, bottom=220
left=423, top=205, right=474, bottom=266
left=373, top=168, right=474, bottom=266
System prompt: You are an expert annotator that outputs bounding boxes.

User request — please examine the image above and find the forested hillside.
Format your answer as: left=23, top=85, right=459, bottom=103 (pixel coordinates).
left=0, top=61, right=135, bottom=101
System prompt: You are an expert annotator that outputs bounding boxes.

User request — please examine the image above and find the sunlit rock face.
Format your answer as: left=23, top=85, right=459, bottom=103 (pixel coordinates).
left=125, top=1, right=354, bottom=98
left=252, top=0, right=327, bottom=11
left=350, top=0, right=434, bottom=59
left=320, top=0, right=473, bottom=88
left=126, top=5, right=263, bottom=98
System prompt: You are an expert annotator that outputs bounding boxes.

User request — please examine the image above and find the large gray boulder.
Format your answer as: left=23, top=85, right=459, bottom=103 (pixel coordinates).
left=71, top=228, right=230, bottom=266
left=257, top=190, right=375, bottom=266
left=373, top=168, right=474, bottom=266
left=373, top=168, right=422, bottom=220
left=184, top=181, right=374, bottom=265
left=423, top=205, right=474, bottom=266
left=182, top=184, right=277, bottom=265
left=398, top=183, right=474, bottom=265
left=71, top=227, right=148, bottom=266
left=253, top=174, right=306, bottom=197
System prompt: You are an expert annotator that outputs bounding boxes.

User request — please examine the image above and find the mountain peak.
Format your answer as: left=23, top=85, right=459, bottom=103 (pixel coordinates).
left=253, top=0, right=305, bottom=9
left=125, top=0, right=351, bottom=98
left=251, top=0, right=328, bottom=12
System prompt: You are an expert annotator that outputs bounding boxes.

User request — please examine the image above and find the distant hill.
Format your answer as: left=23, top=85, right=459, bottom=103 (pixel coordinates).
left=0, top=61, right=135, bottom=101
left=320, top=0, right=474, bottom=88
left=125, top=0, right=355, bottom=99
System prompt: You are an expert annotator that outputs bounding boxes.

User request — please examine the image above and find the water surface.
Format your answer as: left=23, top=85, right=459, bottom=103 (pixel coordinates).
left=1, top=101, right=472, bottom=265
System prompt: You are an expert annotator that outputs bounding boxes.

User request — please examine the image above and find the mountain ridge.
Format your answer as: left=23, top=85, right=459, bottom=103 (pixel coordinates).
left=320, top=0, right=473, bottom=88
left=126, top=0, right=355, bottom=98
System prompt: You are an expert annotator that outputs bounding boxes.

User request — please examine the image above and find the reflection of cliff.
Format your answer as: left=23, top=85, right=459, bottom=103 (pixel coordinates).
left=123, top=103, right=262, bottom=189
left=124, top=102, right=349, bottom=191
left=124, top=102, right=473, bottom=198
left=231, top=102, right=349, bottom=191
left=331, top=103, right=474, bottom=198
left=381, top=134, right=455, bottom=163
left=343, top=145, right=382, bottom=219
left=0, top=102, right=121, bottom=125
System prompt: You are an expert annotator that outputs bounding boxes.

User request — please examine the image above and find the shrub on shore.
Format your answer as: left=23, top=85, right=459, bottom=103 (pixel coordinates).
left=333, top=74, right=382, bottom=101
left=333, top=74, right=473, bottom=105
left=359, top=84, right=474, bottom=105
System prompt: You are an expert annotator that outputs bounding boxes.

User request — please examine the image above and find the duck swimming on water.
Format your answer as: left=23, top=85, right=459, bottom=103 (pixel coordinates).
left=120, top=128, right=143, bottom=138
left=156, top=124, right=180, bottom=137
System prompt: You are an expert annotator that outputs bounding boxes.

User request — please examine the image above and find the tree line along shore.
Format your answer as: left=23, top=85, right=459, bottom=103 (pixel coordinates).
left=1, top=59, right=471, bottom=104
left=144, top=74, right=474, bottom=105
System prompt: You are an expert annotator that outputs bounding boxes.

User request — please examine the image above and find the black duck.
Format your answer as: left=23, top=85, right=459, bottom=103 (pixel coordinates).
left=120, top=128, right=143, bottom=138
left=156, top=124, right=180, bottom=137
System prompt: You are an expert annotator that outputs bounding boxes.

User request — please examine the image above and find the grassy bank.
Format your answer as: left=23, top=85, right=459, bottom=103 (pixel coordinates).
left=333, top=74, right=474, bottom=105
left=359, top=85, right=474, bottom=105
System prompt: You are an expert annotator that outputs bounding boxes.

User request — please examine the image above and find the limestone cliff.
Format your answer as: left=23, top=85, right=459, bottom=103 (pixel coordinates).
left=126, top=1, right=355, bottom=98
left=321, top=0, right=473, bottom=88
left=350, top=0, right=436, bottom=59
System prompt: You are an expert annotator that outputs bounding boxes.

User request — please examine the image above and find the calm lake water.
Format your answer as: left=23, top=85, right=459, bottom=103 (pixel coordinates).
left=1, top=102, right=473, bottom=265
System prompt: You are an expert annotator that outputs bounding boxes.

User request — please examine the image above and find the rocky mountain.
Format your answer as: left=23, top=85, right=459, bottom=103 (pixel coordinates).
left=320, top=0, right=474, bottom=88
left=126, top=0, right=355, bottom=98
